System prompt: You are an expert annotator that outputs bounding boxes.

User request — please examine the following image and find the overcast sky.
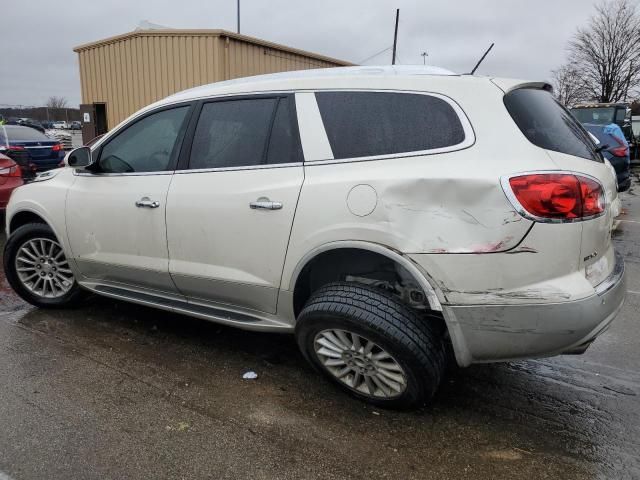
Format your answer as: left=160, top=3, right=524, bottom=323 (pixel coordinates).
left=1, top=0, right=603, bottom=107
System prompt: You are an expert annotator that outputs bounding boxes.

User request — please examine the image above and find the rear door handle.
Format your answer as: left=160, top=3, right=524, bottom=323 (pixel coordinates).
left=135, top=197, right=160, bottom=208
left=250, top=198, right=283, bottom=210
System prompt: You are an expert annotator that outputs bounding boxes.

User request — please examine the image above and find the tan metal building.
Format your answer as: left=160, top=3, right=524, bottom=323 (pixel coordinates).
left=73, top=29, right=352, bottom=141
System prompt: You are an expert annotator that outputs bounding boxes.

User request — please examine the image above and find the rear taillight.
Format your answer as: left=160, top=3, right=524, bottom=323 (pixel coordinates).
left=609, top=135, right=628, bottom=157
left=505, top=173, right=605, bottom=221
left=52, top=143, right=63, bottom=152
left=0, top=165, right=22, bottom=177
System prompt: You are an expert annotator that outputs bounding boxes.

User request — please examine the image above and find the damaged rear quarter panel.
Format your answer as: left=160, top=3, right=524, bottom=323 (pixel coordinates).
left=381, top=174, right=529, bottom=253
left=283, top=146, right=540, bottom=295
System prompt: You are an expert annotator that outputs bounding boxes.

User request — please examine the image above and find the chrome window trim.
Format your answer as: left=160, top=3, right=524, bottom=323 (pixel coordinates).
left=500, top=170, right=608, bottom=224
left=174, top=162, right=303, bottom=175
left=73, top=162, right=304, bottom=177
left=304, top=88, right=476, bottom=165
left=73, top=169, right=175, bottom=177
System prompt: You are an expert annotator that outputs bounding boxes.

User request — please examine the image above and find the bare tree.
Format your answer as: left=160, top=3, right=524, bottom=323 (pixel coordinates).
left=567, top=0, right=640, bottom=103
left=46, top=96, right=68, bottom=109
left=551, top=64, right=591, bottom=106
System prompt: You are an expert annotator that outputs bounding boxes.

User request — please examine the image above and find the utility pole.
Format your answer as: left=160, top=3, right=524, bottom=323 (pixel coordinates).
left=237, top=0, right=240, bottom=33
left=392, top=9, right=399, bottom=65
left=421, top=51, right=428, bottom=65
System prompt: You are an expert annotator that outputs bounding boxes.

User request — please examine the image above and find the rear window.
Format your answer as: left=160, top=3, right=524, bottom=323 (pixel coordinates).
left=571, top=107, right=616, bottom=125
left=504, top=89, right=600, bottom=161
left=3, top=125, right=49, bottom=142
left=315, top=91, right=466, bottom=160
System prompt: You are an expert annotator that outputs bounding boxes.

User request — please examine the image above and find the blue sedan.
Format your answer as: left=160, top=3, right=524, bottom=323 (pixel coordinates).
left=0, top=125, right=65, bottom=177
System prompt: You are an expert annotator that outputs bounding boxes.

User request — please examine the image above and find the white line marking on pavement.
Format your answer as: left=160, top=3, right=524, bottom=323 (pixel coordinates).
left=618, top=219, right=640, bottom=224
left=0, top=471, right=16, bottom=480
left=627, top=290, right=640, bottom=295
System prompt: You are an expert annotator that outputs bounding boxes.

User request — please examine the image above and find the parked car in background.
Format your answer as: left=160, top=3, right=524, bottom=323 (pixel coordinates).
left=69, top=121, right=81, bottom=130
left=3, top=67, right=626, bottom=409
left=0, top=153, right=23, bottom=210
left=583, top=123, right=631, bottom=191
left=5, top=118, right=46, bottom=134
left=51, top=121, right=68, bottom=129
left=0, top=125, right=65, bottom=177
left=571, top=103, right=633, bottom=143
left=19, top=119, right=45, bottom=134
left=41, top=121, right=54, bottom=130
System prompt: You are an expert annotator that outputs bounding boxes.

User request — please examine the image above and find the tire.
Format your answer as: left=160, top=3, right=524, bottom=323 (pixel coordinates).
left=4, top=222, right=86, bottom=308
left=295, top=282, right=446, bottom=409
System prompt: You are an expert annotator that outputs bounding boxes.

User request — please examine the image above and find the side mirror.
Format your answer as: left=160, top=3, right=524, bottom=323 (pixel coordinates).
left=66, top=146, right=93, bottom=168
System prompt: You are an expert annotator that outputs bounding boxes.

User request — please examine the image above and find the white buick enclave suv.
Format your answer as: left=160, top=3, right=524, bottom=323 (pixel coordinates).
left=3, top=66, right=626, bottom=408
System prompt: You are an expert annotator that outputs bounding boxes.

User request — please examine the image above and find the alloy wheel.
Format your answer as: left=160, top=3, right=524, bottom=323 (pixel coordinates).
left=314, top=329, right=408, bottom=399
left=15, top=238, right=74, bottom=298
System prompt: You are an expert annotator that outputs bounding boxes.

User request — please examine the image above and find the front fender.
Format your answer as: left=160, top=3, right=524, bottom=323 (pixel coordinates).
left=6, top=169, right=75, bottom=259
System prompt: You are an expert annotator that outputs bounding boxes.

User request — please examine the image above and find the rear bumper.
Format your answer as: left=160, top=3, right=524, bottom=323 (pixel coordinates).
left=444, top=251, right=626, bottom=366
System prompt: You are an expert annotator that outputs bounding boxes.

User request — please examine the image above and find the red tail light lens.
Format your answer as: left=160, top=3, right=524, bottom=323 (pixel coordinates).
left=0, top=165, right=21, bottom=177
left=609, top=135, right=628, bottom=157
left=507, top=173, right=605, bottom=221
left=52, top=143, right=63, bottom=152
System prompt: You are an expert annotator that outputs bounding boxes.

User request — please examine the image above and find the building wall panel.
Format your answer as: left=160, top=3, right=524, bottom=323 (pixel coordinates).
left=76, top=31, right=350, bottom=128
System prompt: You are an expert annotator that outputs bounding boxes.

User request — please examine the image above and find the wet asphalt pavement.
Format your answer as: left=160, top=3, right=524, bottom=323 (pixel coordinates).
left=0, top=187, right=639, bottom=480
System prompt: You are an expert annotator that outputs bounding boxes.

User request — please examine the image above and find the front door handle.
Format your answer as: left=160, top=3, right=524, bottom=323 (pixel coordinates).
left=250, top=197, right=283, bottom=210
left=135, top=197, right=160, bottom=208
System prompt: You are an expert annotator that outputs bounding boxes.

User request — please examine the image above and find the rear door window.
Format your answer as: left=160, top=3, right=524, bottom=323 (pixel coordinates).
left=188, top=95, right=302, bottom=170
left=315, top=91, right=466, bottom=160
left=505, top=88, right=600, bottom=162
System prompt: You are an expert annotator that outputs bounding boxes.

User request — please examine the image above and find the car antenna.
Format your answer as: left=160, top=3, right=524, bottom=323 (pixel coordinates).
left=469, top=43, right=495, bottom=75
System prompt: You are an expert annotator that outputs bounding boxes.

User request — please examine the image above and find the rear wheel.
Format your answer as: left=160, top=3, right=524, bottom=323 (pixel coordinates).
left=4, top=223, right=86, bottom=308
left=295, top=282, right=446, bottom=409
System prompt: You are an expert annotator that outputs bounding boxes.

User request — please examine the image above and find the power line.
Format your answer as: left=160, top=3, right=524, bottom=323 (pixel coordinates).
left=358, top=46, right=393, bottom=65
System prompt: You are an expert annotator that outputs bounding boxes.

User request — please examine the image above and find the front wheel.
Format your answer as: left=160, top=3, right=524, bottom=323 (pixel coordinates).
left=295, top=282, right=446, bottom=409
left=4, top=222, right=86, bottom=308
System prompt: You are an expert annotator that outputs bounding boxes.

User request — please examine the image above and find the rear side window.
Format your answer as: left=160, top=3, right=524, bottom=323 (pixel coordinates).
left=189, top=96, right=302, bottom=170
left=504, top=88, right=600, bottom=161
left=315, top=91, right=466, bottom=160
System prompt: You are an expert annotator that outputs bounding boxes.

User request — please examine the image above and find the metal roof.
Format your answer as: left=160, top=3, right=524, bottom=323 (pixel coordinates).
left=73, top=29, right=353, bottom=67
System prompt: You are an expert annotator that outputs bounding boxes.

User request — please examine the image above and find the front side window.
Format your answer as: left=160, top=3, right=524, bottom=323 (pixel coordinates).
left=188, top=96, right=302, bottom=170
left=98, top=106, right=189, bottom=173
left=315, top=91, right=466, bottom=160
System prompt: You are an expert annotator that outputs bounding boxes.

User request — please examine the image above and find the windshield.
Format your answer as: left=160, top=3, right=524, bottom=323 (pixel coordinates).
left=571, top=107, right=616, bottom=125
